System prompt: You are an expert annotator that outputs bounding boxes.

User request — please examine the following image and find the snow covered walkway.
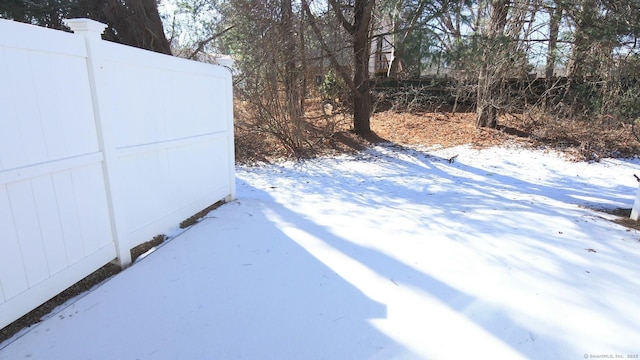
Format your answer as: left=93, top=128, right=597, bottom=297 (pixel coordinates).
left=1, top=144, right=640, bottom=359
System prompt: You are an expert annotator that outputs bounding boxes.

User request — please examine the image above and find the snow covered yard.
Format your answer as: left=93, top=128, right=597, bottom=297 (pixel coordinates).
left=1, top=144, right=640, bottom=359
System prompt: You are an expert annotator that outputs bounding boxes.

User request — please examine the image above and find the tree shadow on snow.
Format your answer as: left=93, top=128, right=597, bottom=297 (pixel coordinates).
left=235, top=144, right=640, bottom=357
left=239, top=184, right=575, bottom=358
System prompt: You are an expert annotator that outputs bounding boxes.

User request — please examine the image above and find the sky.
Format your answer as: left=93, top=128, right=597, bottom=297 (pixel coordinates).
left=1, top=143, right=639, bottom=359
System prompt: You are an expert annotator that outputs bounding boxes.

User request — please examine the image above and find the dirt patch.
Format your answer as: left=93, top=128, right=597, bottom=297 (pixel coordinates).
left=591, top=207, right=640, bottom=232
left=370, top=111, right=518, bottom=149
left=0, top=262, right=121, bottom=345
left=131, top=234, right=168, bottom=262
left=180, top=201, right=225, bottom=229
left=614, top=217, right=640, bottom=231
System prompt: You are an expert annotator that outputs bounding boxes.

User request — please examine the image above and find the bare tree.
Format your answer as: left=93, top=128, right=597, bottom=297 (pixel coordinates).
left=476, top=0, right=511, bottom=128
left=304, top=0, right=375, bottom=136
left=218, top=0, right=313, bottom=156
left=544, top=0, right=562, bottom=78
left=283, top=0, right=305, bottom=143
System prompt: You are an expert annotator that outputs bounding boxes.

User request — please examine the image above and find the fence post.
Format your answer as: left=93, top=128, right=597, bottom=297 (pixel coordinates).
left=631, top=181, right=640, bottom=221
left=63, top=18, right=132, bottom=267
left=217, top=56, right=237, bottom=202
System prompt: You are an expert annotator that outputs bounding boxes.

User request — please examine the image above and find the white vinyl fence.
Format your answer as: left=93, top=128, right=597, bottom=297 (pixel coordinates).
left=0, top=18, right=235, bottom=330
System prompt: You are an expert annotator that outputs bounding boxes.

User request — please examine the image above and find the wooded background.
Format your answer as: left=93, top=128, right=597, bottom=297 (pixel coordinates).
left=3, top=0, right=640, bottom=155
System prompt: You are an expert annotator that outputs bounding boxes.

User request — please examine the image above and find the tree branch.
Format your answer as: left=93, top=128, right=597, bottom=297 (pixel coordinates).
left=188, top=25, right=236, bottom=59
left=301, top=0, right=357, bottom=93
left=328, top=0, right=356, bottom=34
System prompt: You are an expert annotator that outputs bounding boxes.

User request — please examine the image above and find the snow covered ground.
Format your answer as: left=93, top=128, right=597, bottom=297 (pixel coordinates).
left=2, top=144, right=640, bottom=359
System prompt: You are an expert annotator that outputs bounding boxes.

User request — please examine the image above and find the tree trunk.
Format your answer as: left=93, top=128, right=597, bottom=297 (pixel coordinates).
left=387, top=52, right=402, bottom=78
left=387, top=11, right=403, bottom=78
left=566, top=0, right=597, bottom=78
left=282, top=0, right=304, bottom=144
left=299, top=7, right=307, bottom=115
left=352, top=0, right=373, bottom=135
left=476, top=73, right=498, bottom=128
left=545, top=4, right=562, bottom=78
left=476, top=0, right=510, bottom=128
left=305, top=0, right=374, bottom=136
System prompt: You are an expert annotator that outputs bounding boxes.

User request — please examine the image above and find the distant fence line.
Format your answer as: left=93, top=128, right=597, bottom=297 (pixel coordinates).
left=0, top=18, right=235, bottom=330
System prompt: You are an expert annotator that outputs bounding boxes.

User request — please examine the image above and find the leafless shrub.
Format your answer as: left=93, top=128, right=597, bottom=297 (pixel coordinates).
left=521, top=108, right=640, bottom=160
left=234, top=94, right=354, bottom=163
left=234, top=85, right=309, bottom=159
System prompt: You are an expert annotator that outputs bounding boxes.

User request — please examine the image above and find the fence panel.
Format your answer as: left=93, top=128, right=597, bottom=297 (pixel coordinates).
left=84, top=25, right=235, bottom=262
left=0, top=19, right=117, bottom=329
left=0, top=18, right=234, bottom=330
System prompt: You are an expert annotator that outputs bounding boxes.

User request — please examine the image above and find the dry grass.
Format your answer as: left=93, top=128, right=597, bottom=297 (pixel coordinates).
left=235, top=98, right=640, bottom=164
left=234, top=99, right=372, bottom=163
left=370, top=111, right=516, bottom=149
left=517, top=112, right=640, bottom=160
left=369, top=110, right=640, bottom=161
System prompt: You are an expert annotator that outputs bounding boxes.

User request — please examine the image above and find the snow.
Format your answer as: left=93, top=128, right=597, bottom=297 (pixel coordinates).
left=1, top=144, right=640, bottom=359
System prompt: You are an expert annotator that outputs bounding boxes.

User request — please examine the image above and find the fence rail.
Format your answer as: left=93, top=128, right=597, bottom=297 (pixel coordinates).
left=0, top=18, right=235, bottom=330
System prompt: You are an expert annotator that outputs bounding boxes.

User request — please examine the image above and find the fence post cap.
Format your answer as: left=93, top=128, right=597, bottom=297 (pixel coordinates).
left=63, top=18, right=107, bottom=38
left=215, top=56, right=234, bottom=69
